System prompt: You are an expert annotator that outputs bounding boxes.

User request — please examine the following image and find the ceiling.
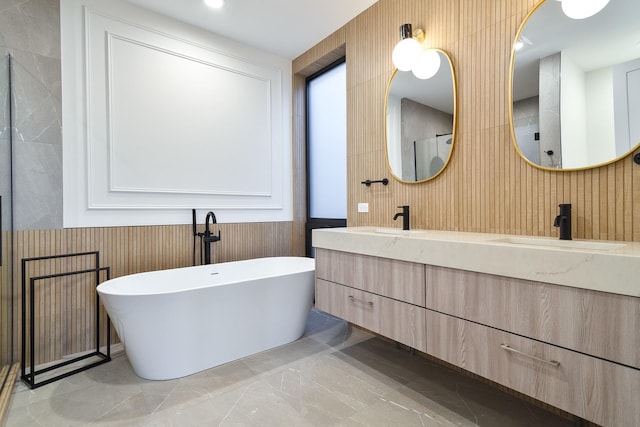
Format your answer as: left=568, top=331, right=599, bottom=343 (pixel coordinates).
left=125, top=0, right=378, bottom=59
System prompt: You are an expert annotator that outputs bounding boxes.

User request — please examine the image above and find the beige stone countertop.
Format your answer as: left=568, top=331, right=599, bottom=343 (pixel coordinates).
left=312, top=227, right=640, bottom=298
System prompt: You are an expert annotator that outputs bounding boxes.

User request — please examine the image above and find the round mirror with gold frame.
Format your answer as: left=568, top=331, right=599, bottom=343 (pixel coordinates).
left=510, top=0, right=640, bottom=170
left=385, top=49, right=457, bottom=183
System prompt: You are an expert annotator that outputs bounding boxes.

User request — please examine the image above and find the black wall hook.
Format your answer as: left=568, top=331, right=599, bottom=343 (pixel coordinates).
left=634, top=153, right=640, bottom=165
left=361, top=179, right=389, bottom=187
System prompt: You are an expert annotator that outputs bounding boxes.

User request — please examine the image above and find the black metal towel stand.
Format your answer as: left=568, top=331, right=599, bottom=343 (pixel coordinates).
left=21, top=251, right=111, bottom=389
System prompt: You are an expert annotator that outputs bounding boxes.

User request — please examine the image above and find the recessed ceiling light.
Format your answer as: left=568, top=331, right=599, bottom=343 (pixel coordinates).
left=204, top=0, right=224, bottom=9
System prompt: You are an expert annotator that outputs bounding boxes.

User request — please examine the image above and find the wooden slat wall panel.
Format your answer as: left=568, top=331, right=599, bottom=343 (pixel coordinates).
left=0, top=363, right=19, bottom=420
left=292, top=73, right=308, bottom=257
left=10, top=222, right=293, bottom=364
left=1, top=231, right=11, bottom=366
left=292, top=27, right=346, bottom=76
left=293, top=0, right=639, bottom=242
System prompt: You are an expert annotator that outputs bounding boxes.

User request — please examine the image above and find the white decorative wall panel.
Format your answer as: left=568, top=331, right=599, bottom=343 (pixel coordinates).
left=61, top=0, right=292, bottom=227
left=108, top=34, right=272, bottom=196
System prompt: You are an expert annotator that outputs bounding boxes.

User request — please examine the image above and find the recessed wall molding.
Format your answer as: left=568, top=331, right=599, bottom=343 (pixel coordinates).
left=61, top=0, right=292, bottom=227
left=103, top=32, right=273, bottom=199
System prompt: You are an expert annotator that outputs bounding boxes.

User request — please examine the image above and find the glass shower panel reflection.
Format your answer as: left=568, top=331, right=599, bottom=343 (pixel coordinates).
left=413, top=134, right=452, bottom=181
left=0, top=53, right=13, bottom=375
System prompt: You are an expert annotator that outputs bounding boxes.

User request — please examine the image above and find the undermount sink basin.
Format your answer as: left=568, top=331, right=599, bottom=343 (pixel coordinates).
left=374, top=228, right=409, bottom=235
left=350, top=227, right=416, bottom=236
left=372, top=228, right=432, bottom=236
left=493, top=236, right=626, bottom=251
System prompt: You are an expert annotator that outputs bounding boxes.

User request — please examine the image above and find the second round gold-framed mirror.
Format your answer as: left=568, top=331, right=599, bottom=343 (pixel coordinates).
left=510, top=0, right=640, bottom=171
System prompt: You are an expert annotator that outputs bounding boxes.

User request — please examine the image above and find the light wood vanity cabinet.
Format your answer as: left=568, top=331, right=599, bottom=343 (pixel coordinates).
left=314, top=247, right=640, bottom=426
left=315, top=249, right=426, bottom=352
left=426, top=311, right=640, bottom=427
left=425, top=265, right=640, bottom=426
left=315, top=279, right=426, bottom=351
left=315, top=249, right=425, bottom=306
left=424, top=265, right=640, bottom=369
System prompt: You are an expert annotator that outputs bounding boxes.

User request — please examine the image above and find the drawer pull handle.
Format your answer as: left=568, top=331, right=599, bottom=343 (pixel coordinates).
left=348, top=295, right=373, bottom=306
left=500, top=344, right=560, bottom=367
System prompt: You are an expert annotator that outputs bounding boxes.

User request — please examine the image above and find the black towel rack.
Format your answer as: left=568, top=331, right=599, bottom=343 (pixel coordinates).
left=361, top=178, right=389, bottom=187
left=21, top=251, right=111, bottom=389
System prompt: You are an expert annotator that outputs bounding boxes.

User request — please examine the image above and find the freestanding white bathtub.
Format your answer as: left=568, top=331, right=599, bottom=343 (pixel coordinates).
left=97, top=256, right=315, bottom=380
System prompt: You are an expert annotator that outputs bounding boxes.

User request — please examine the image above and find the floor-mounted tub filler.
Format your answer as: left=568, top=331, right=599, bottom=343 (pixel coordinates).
left=97, top=257, right=315, bottom=380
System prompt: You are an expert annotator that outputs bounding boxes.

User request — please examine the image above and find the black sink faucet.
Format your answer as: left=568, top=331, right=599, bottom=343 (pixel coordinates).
left=393, top=205, right=410, bottom=231
left=553, top=204, right=572, bottom=240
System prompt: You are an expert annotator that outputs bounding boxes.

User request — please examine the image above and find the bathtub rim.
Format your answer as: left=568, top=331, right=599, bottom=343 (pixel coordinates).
left=97, top=256, right=315, bottom=296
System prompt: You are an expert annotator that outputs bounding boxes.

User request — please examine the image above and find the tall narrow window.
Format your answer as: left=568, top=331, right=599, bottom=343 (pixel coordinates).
left=305, top=59, right=347, bottom=256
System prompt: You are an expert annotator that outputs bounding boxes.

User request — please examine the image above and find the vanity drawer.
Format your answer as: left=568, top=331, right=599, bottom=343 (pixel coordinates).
left=425, top=265, right=640, bottom=368
left=316, top=279, right=426, bottom=352
left=426, top=310, right=640, bottom=426
left=315, top=249, right=425, bottom=306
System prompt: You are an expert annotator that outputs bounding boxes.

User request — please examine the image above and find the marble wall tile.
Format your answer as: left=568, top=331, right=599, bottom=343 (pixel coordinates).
left=538, top=53, right=562, bottom=168
left=0, top=54, right=11, bottom=230
left=0, top=52, right=8, bottom=129
left=513, top=96, right=540, bottom=164
left=11, top=61, right=61, bottom=143
left=0, top=138, right=11, bottom=230
left=0, top=0, right=63, bottom=230
left=0, top=0, right=60, bottom=60
left=12, top=140, right=62, bottom=229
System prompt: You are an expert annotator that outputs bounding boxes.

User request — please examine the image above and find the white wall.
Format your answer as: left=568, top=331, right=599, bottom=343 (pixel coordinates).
left=61, top=0, right=292, bottom=227
left=560, top=53, right=587, bottom=169
left=385, top=94, right=402, bottom=178
left=585, top=67, right=615, bottom=165
left=613, top=57, right=640, bottom=156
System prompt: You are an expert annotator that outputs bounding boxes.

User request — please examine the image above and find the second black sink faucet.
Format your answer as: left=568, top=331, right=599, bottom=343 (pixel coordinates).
left=393, top=205, right=410, bottom=231
left=553, top=203, right=572, bottom=240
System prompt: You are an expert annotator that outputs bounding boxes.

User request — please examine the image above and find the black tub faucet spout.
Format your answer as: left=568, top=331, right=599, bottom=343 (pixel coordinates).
left=203, top=211, right=221, bottom=264
left=205, top=211, right=217, bottom=232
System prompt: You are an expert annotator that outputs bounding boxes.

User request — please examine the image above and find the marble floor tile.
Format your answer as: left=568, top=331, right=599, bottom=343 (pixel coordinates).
left=6, top=309, right=575, bottom=427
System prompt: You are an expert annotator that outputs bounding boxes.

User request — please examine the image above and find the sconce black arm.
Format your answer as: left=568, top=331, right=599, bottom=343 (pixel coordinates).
left=361, top=178, right=389, bottom=187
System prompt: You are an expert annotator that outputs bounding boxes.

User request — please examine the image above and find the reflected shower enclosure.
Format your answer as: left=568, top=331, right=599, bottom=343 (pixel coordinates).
left=413, top=134, right=452, bottom=181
